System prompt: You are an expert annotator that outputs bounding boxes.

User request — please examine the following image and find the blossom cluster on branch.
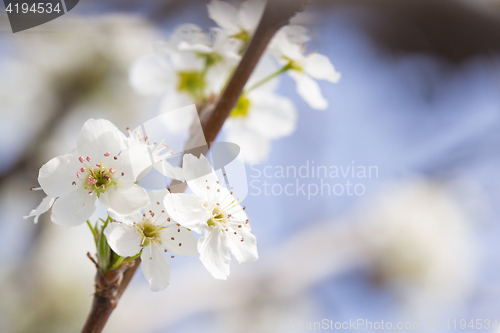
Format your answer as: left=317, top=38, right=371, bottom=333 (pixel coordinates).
left=25, top=118, right=257, bottom=291
left=130, top=0, right=340, bottom=162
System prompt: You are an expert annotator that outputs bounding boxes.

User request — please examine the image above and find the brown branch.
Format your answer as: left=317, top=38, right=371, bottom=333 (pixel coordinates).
left=81, top=1, right=309, bottom=332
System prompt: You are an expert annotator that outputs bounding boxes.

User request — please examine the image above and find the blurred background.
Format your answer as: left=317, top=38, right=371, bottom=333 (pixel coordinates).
left=1, top=0, right=500, bottom=332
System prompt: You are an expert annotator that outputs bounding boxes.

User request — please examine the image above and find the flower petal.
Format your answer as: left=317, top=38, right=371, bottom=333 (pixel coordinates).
left=99, top=183, right=150, bottom=216
left=104, top=222, right=142, bottom=257
left=238, top=0, right=266, bottom=33
left=158, top=93, right=196, bottom=134
left=161, top=227, right=199, bottom=257
left=23, top=195, right=55, bottom=224
left=207, top=0, right=240, bottom=35
left=76, top=119, right=127, bottom=158
left=226, top=224, right=258, bottom=264
left=163, top=193, right=209, bottom=233
left=303, top=53, right=341, bottom=83
left=51, top=189, right=97, bottom=227
left=224, top=124, right=270, bottom=163
left=38, top=151, right=80, bottom=198
left=246, top=92, right=297, bottom=139
left=129, top=54, right=175, bottom=95
left=141, top=242, right=171, bottom=291
left=289, top=71, right=328, bottom=110
left=145, top=189, right=172, bottom=226
left=198, top=227, right=231, bottom=280
left=183, top=154, right=219, bottom=199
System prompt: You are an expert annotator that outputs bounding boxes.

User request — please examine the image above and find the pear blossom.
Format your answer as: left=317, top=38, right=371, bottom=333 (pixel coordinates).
left=105, top=190, right=198, bottom=291
left=164, top=154, right=258, bottom=279
left=270, top=25, right=341, bottom=110
left=129, top=24, right=241, bottom=133
left=23, top=195, right=56, bottom=224
left=224, top=91, right=297, bottom=162
left=37, top=119, right=150, bottom=227
left=207, top=0, right=267, bottom=41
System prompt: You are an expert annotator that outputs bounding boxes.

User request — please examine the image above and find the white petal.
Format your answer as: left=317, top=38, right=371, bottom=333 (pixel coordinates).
left=38, top=151, right=80, bottom=198
left=226, top=225, right=258, bottom=264
left=238, top=0, right=266, bottom=33
left=108, top=211, right=143, bottom=225
left=141, top=242, right=171, bottom=291
left=246, top=92, right=297, bottom=139
left=161, top=227, right=199, bottom=257
left=158, top=93, right=196, bottom=134
left=183, top=154, right=219, bottom=199
left=303, top=53, right=341, bottom=83
left=76, top=119, right=126, bottom=158
left=104, top=222, right=142, bottom=257
left=289, top=71, right=328, bottom=110
left=129, top=54, right=175, bottom=95
left=207, top=0, right=241, bottom=35
left=23, top=196, right=56, bottom=224
left=51, top=189, right=97, bottom=227
left=224, top=123, right=271, bottom=163
left=163, top=193, right=209, bottom=233
left=115, top=144, right=153, bottom=182
left=198, top=228, right=231, bottom=280
left=145, top=189, right=172, bottom=226
left=99, top=183, right=150, bottom=216
left=153, top=160, right=185, bottom=181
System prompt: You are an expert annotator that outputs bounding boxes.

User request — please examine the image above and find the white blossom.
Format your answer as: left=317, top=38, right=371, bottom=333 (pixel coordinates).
left=270, top=25, right=341, bottom=110
left=129, top=24, right=242, bottom=134
left=105, top=190, right=198, bottom=291
left=207, top=0, right=266, bottom=40
left=37, top=119, right=150, bottom=227
left=224, top=90, right=297, bottom=162
left=164, top=154, right=258, bottom=279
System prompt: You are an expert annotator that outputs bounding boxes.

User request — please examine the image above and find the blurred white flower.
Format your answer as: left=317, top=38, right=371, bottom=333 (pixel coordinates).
left=164, top=154, right=258, bottom=279
left=270, top=25, right=341, bottom=110
left=129, top=24, right=242, bottom=133
left=37, top=119, right=150, bottom=227
left=360, top=179, right=477, bottom=312
left=224, top=90, right=297, bottom=162
left=207, top=0, right=267, bottom=41
left=105, top=190, right=198, bottom=291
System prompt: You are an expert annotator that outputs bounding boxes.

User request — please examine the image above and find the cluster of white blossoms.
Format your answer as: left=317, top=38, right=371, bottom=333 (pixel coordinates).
left=25, top=119, right=258, bottom=291
left=130, top=0, right=341, bottom=162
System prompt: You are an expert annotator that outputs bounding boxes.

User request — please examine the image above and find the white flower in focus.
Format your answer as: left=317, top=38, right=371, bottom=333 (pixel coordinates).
left=164, top=154, right=258, bottom=279
left=105, top=190, right=198, bottom=291
left=37, top=119, right=150, bottom=227
left=23, top=195, right=56, bottom=224
left=224, top=91, right=297, bottom=163
left=270, top=25, right=341, bottom=110
left=207, top=0, right=267, bottom=41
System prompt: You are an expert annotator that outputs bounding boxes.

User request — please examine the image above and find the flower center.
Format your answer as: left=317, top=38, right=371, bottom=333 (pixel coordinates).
left=232, top=30, right=250, bottom=43
left=75, top=154, right=120, bottom=195
left=177, top=71, right=204, bottom=97
left=230, top=95, right=250, bottom=118
left=137, top=218, right=164, bottom=247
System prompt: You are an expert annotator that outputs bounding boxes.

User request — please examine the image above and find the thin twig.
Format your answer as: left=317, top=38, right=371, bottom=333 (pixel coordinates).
left=80, top=1, right=309, bottom=332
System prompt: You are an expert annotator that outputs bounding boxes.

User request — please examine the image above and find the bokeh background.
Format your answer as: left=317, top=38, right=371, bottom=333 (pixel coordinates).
left=2, top=0, right=500, bottom=332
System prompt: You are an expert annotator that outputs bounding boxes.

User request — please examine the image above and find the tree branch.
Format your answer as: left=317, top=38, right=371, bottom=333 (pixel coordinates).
left=81, top=1, right=309, bottom=332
